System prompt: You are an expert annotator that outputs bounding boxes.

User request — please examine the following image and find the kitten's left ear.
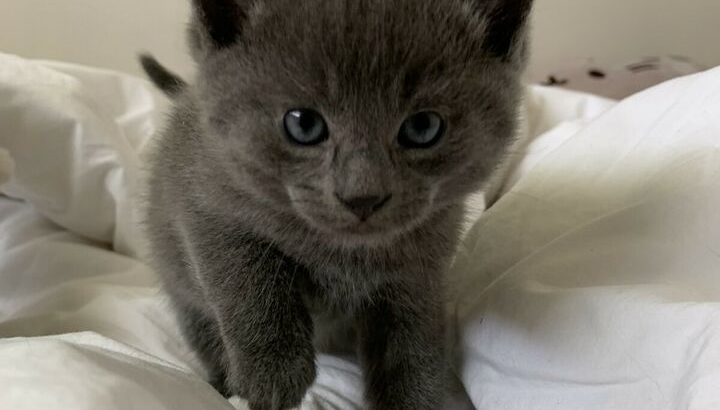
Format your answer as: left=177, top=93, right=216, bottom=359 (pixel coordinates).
left=475, top=0, right=534, bottom=60
left=191, top=0, right=252, bottom=50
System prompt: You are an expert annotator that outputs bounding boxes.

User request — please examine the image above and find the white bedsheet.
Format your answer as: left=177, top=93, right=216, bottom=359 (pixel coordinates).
left=0, top=52, right=718, bottom=409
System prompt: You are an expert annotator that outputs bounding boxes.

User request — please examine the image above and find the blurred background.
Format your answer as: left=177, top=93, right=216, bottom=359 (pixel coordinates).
left=2, top=0, right=719, bottom=93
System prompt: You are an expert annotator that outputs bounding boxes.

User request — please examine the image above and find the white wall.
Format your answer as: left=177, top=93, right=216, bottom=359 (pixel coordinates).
left=0, top=0, right=193, bottom=78
left=1, top=0, right=719, bottom=79
left=529, top=0, right=720, bottom=77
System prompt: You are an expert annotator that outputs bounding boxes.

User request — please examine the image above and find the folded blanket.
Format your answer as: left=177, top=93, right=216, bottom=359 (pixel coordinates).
left=1, top=52, right=718, bottom=410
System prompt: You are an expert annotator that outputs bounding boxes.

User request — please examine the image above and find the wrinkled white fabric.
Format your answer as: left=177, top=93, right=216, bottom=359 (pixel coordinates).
left=1, top=52, right=718, bottom=409
left=0, top=54, right=166, bottom=257
left=451, top=67, right=720, bottom=410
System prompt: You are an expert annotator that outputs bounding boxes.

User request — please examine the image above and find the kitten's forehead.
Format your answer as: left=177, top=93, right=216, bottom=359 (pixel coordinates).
left=232, top=0, right=494, bottom=107
left=249, top=0, right=486, bottom=63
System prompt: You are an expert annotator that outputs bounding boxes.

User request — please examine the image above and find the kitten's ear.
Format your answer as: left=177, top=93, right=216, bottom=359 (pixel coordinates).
left=192, top=0, right=250, bottom=48
left=476, top=0, right=534, bottom=60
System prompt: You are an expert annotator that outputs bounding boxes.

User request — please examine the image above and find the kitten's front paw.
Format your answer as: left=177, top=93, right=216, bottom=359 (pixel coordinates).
left=231, top=350, right=316, bottom=410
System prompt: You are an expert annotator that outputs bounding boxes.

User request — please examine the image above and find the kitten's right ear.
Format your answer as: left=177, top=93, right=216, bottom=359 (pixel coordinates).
left=474, top=0, right=534, bottom=60
left=192, top=0, right=250, bottom=49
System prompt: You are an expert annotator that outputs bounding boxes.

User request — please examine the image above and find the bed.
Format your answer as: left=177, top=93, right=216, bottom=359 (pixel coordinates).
left=0, top=52, right=718, bottom=409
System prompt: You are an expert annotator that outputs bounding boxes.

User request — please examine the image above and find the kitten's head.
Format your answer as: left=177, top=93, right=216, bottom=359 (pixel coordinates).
left=190, top=0, right=532, bottom=246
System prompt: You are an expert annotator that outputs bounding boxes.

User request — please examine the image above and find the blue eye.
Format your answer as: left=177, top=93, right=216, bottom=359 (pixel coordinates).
left=398, top=111, right=445, bottom=148
left=283, top=109, right=328, bottom=146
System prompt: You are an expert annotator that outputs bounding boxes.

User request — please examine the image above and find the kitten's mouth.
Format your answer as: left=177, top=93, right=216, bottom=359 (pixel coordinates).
left=288, top=188, right=432, bottom=245
left=300, top=212, right=406, bottom=244
left=305, top=212, right=427, bottom=247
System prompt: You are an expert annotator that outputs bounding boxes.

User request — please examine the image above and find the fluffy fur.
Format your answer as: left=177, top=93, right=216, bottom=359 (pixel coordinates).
left=140, top=1, right=532, bottom=409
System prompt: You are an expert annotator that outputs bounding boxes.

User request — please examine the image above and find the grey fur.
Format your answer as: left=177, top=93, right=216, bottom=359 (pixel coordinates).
left=140, top=1, right=532, bottom=409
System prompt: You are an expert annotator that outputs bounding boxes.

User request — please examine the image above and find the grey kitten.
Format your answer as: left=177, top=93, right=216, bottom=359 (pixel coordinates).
left=139, top=0, right=532, bottom=409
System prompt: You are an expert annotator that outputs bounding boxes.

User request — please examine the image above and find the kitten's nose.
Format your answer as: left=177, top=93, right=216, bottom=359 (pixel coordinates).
left=336, top=194, right=392, bottom=221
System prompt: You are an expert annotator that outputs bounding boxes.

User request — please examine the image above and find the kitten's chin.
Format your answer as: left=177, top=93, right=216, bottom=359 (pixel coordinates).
left=298, top=214, right=429, bottom=249
left=320, top=225, right=407, bottom=249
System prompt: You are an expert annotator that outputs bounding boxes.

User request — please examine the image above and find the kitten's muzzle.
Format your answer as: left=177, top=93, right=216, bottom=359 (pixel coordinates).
left=336, top=193, right=392, bottom=222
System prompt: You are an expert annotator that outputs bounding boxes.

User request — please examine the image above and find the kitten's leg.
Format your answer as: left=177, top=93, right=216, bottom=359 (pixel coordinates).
left=358, top=285, right=446, bottom=410
left=195, top=235, right=316, bottom=410
left=172, top=299, right=231, bottom=397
